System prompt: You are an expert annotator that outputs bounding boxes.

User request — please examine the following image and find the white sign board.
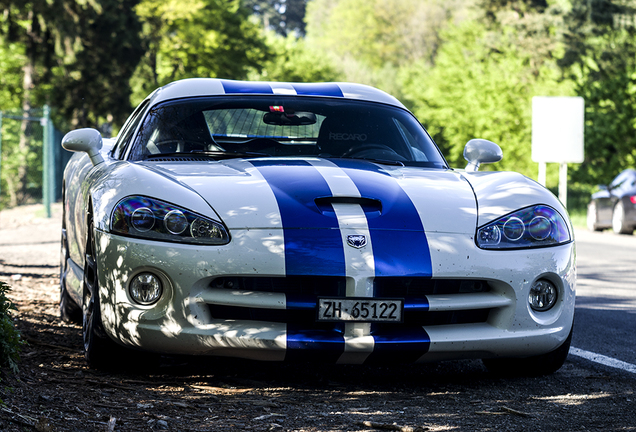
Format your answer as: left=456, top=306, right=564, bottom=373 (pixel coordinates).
left=532, top=96, right=584, bottom=163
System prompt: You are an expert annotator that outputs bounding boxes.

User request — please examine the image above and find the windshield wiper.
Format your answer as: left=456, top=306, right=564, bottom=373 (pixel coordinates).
left=339, top=156, right=405, bottom=166
left=144, top=151, right=270, bottom=160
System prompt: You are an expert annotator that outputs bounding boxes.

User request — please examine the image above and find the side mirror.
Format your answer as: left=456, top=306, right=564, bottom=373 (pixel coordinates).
left=463, top=139, right=503, bottom=172
left=62, top=128, right=104, bottom=166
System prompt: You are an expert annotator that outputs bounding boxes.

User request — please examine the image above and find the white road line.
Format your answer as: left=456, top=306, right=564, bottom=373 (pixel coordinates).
left=569, top=347, right=636, bottom=374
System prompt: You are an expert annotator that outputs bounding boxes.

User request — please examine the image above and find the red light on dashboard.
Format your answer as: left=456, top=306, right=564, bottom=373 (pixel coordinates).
left=269, top=106, right=284, bottom=112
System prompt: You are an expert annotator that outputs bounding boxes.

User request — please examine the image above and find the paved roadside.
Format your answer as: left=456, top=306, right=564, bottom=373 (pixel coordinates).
left=0, top=203, right=62, bottom=279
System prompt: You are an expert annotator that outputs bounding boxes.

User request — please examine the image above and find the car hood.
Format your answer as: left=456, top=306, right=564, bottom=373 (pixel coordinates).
left=144, top=157, right=478, bottom=234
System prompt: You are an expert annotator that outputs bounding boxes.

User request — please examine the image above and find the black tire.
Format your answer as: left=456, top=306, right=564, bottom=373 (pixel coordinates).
left=82, top=220, right=121, bottom=369
left=60, top=198, right=82, bottom=324
left=60, top=278, right=82, bottom=324
left=482, top=326, right=573, bottom=377
left=612, top=201, right=633, bottom=235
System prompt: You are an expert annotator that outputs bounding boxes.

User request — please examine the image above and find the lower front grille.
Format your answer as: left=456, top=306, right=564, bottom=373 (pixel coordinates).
left=374, top=277, right=490, bottom=297
left=204, top=277, right=496, bottom=328
left=210, top=276, right=345, bottom=296
left=208, top=304, right=489, bottom=327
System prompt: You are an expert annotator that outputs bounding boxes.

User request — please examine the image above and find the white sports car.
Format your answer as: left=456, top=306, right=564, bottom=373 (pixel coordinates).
left=60, top=79, right=575, bottom=374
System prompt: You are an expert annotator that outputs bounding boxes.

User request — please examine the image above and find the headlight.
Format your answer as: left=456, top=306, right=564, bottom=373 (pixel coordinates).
left=476, top=205, right=570, bottom=249
left=111, top=196, right=230, bottom=245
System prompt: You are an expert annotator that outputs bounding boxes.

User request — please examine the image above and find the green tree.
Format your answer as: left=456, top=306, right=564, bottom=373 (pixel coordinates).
left=249, top=33, right=340, bottom=82
left=0, top=40, right=24, bottom=110
left=131, top=0, right=270, bottom=104
left=304, top=0, right=470, bottom=97
left=560, top=0, right=636, bottom=185
left=0, top=0, right=63, bottom=205
left=48, top=0, right=144, bottom=130
left=245, top=0, right=308, bottom=36
left=0, top=0, right=143, bottom=206
left=401, top=4, right=573, bottom=178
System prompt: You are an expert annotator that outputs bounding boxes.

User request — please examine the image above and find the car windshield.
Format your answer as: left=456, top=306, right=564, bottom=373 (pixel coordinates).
left=127, top=96, right=448, bottom=168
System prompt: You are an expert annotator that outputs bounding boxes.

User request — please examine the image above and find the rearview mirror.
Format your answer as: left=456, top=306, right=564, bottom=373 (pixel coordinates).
left=263, top=111, right=317, bottom=126
left=463, top=139, right=503, bottom=172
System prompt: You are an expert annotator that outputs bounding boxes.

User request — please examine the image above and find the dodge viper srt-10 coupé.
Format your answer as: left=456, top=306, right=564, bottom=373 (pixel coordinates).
left=60, top=79, right=575, bottom=375
left=587, top=168, right=636, bottom=234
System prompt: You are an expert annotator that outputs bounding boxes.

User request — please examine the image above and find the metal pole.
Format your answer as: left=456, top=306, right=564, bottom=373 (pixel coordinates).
left=42, top=105, right=51, bottom=218
left=559, top=162, right=568, bottom=208
left=538, top=161, right=547, bottom=186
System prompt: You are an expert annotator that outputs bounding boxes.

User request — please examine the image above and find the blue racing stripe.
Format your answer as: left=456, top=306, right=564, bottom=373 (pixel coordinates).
left=404, top=297, right=430, bottom=312
left=331, top=160, right=433, bottom=277
left=367, top=326, right=431, bottom=364
left=285, top=294, right=317, bottom=310
left=285, top=326, right=345, bottom=362
left=251, top=160, right=346, bottom=276
left=221, top=80, right=273, bottom=94
left=292, top=83, right=344, bottom=97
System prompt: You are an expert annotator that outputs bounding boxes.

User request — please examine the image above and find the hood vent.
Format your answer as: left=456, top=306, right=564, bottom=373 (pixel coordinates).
left=314, top=196, right=382, bottom=216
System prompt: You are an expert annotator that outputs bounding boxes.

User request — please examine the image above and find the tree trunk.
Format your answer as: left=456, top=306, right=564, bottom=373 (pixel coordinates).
left=15, top=61, right=34, bottom=206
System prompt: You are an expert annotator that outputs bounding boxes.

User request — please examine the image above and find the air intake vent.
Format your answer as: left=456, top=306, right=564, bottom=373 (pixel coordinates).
left=314, top=196, right=382, bottom=216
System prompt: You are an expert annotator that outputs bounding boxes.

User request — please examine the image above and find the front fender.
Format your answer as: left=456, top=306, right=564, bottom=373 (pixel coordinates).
left=461, top=171, right=570, bottom=229
left=86, top=162, right=224, bottom=234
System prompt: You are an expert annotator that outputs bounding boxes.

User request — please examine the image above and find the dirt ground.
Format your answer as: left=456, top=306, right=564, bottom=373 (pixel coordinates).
left=0, top=204, right=634, bottom=432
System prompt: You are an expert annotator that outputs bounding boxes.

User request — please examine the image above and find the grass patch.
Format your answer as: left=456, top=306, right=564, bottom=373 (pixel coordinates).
left=567, top=208, right=587, bottom=229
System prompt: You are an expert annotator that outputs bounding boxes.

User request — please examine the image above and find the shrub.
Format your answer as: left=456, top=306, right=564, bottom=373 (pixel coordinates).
left=0, top=281, right=23, bottom=376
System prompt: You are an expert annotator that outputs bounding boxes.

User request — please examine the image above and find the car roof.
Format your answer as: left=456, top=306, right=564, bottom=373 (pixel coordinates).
left=147, top=78, right=406, bottom=109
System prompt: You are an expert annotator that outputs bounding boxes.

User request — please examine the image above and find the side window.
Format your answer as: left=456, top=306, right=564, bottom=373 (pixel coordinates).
left=610, top=172, right=629, bottom=190
left=112, top=101, right=149, bottom=160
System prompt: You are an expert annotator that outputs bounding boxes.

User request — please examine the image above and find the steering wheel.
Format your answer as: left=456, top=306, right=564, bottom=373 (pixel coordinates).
left=342, top=143, right=404, bottom=159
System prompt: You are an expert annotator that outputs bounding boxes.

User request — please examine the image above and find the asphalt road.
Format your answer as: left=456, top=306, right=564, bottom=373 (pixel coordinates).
left=571, top=228, right=636, bottom=370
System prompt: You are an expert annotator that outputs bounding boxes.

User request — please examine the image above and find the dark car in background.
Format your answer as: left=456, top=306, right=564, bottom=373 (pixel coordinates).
left=587, top=169, right=636, bottom=234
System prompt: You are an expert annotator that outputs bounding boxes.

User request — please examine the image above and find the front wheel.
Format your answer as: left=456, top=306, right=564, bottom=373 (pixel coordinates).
left=482, top=327, right=573, bottom=377
left=60, top=223, right=82, bottom=324
left=612, top=201, right=633, bottom=235
left=586, top=202, right=602, bottom=232
left=82, top=222, right=120, bottom=369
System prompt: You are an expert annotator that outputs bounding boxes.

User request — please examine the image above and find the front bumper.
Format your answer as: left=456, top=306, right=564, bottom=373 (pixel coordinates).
left=95, top=229, right=576, bottom=364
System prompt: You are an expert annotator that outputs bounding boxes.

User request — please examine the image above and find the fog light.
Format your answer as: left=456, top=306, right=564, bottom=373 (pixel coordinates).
left=129, top=273, right=163, bottom=305
left=529, top=279, right=557, bottom=312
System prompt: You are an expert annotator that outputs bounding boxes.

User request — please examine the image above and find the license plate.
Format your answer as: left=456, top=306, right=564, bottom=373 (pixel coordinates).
left=317, top=298, right=403, bottom=322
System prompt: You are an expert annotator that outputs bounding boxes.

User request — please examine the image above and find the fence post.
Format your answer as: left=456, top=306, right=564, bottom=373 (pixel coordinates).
left=42, top=105, right=52, bottom=218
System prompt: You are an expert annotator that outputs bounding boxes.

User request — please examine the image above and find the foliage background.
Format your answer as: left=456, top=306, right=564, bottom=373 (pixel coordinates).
left=0, top=0, right=635, bottom=209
